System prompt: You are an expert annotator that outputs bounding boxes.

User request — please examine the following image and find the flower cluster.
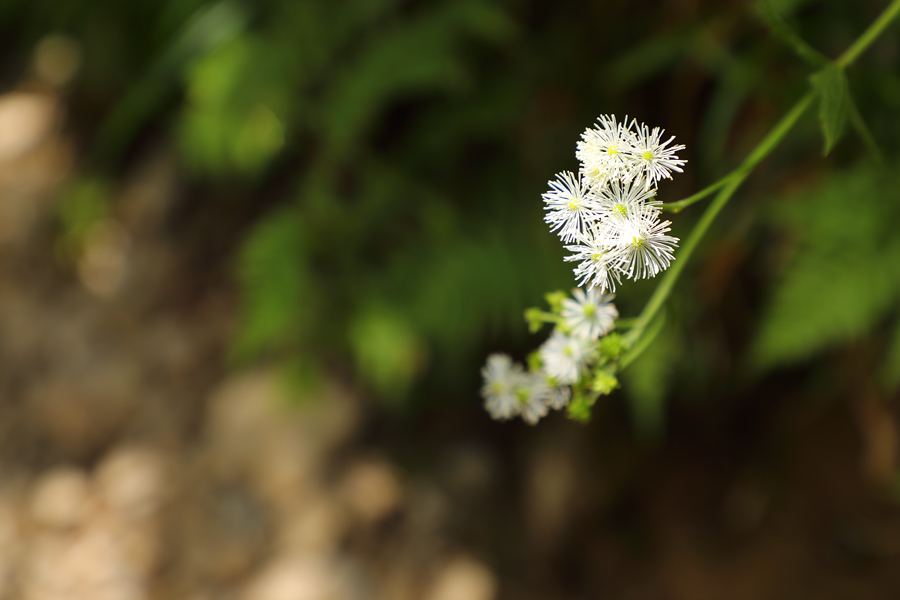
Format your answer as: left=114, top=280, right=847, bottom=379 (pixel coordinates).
left=481, top=115, right=687, bottom=425
left=482, top=288, right=620, bottom=425
left=544, top=115, right=685, bottom=292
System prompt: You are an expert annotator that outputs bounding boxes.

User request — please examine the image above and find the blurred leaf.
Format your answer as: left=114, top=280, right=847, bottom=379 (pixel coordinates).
left=349, top=306, right=426, bottom=402
left=846, top=92, right=884, bottom=164
left=753, top=163, right=900, bottom=369
left=609, top=28, right=692, bottom=89
left=233, top=208, right=310, bottom=360
left=755, top=0, right=828, bottom=68
left=93, top=0, right=248, bottom=167
left=621, top=318, right=678, bottom=443
left=179, top=36, right=288, bottom=175
left=810, top=65, right=850, bottom=155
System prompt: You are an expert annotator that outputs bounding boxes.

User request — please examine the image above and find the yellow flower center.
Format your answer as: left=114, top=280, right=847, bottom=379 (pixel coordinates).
left=642, top=150, right=653, bottom=161
left=607, top=145, right=618, bottom=156
left=631, top=236, right=644, bottom=248
left=614, top=203, right=627, bottom=217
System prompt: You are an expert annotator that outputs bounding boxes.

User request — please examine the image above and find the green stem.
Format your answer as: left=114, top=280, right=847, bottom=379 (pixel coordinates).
left=623, top=91, right=815, bottom=351
left=663, top=169, right=745, bottom=213
left=836, top=0, right=900, bottom=68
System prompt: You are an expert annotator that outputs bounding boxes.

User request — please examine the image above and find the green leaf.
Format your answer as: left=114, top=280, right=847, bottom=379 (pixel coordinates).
left=621, top=321, right=679, bottom=443
left=349, top=305, right=426, bottom=402
left=755, top=0, right=829, bottom=68
left=810, top=65, right=850, bottom=155
left=753, top=164, right=900, bottom=370
left=233, top=208, right=310, bottom=360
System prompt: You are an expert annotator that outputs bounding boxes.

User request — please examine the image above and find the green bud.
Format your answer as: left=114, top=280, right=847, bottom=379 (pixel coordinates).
left=598, top=333, right=628, bottom=360
left=544, top=290, right=568, bottom=314
left=524, top=307, right=545, bottom=333
left=566, top=390, right=596, bottom=423
left=592, top=371, right=619, bottom=395
left=527, top=350, right=543, bottom=372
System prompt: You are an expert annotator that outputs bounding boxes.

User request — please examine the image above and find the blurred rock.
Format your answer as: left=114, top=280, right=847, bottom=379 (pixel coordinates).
left=278, top=494, right=347, bottom=555
left=204, top=371, right=360, bottom=508
left=95, top=445, right=168, bottom=518
left=423, top=556, right=497, bottom=600
left=77, top=219, right=131, bottom=298
left=0, top=92, right=59, bottom=163
left=32, top=35, right=82, bottom=88
left=240, top=555, right=364, bottom=600
left=525, top=443, right=576, bottom=551
left=340, top=458, right=404, bottom=525
left=29, top=466, right=93, bottom=530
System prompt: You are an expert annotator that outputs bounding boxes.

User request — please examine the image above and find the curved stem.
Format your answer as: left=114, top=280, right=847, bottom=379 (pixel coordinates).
left=663, top=168, right=745, bottom=213
left=623, top=91, right=815, bottom=350
left=836, top=0, right=900, bottom=68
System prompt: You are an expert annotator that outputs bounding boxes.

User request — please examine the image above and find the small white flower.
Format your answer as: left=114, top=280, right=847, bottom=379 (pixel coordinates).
left=561, top=287, right=618, bottom=340
left=535, top=376, right=572, bottom=410
left=576, top=114, right=637, bottom=185
left=612, top=211, right=679, bottom=281
left=481, top=354, right=525, bottom=420
left=594, top=177, right=660, bottom=221
left=564, top=223, right=624, bottom=293
left=539, top=330, right=596, bottom=385
left=626, top=122, right=686, bottom=188
left=518, top=373, right=552, bottom=425
left=542, top=171, right=600, bottom=242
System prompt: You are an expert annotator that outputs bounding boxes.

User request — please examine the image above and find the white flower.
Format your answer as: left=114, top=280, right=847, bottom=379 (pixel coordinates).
left=560, top=287, right=618, bottom=340
left=535, top=376, right=571, bottom=410
left=594, top=177, right=660, bottom=221
left=539, top=330, right=596, bottom=385
left=564, top=222, right=624, bottom=293
left=542, top=171, right=600, bottom=242
left=626, top=122, right=686, bottom=188
left=481, top=354, right=525, bottom=420
left=518, top=373, right=552, bottom=425
left=611, top=211, right=679, bottom=281
left=576, top=115, right=637, bottom=185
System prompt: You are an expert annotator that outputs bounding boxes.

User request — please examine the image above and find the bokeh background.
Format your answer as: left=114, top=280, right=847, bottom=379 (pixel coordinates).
left=0, top=0, right=899, bottom=598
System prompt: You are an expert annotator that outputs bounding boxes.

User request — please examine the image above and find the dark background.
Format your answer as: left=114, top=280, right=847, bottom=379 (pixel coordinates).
left=0, top=0, right=898, bottom=598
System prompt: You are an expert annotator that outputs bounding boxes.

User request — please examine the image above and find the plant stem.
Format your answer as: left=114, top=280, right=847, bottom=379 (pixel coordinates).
left=836, top=0, right=900, bottom=68
left=618, top=0, right=900, bottom=369
left=622, top=91, right=815, bottom=352
left=663, top=169, right=745, bottom=213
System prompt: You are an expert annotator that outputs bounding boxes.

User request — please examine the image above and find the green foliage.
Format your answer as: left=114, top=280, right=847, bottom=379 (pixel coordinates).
left=233, top=208, right=310, bottom=360
left=349, top=306, right=425, bottom=402
left=753, top=162, right=900, bottom=371
left=810, top=65, right=851, bottom=155
left=621, top=322, right=680, bottom=442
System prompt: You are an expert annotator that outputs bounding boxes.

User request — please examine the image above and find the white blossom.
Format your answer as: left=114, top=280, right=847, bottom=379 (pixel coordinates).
left=539, top=330, right=596, bottom=385
left=481, top=354, right=525, bottom=420
left=612, top=211, right=679, bottom=281
left=576, top=114, right=637, bottom=185
left=560, top=287, right=618, bottom=340
left=626, top=121, right=686, bottom=188
left=542, top=171, right=600, bottom=242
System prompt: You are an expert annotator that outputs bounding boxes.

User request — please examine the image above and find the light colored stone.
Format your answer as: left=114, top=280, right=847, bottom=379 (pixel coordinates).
left=29, top=467, right=93, bottom=530
left=424, top=557, right=497, bottom=600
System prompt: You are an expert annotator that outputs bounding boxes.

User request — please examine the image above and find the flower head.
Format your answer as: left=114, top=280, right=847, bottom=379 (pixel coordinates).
left=481, top=354, right=525, bottom=420
left=542, top=171, right=600, bottom=243
left=561, top=287, right=618, bottom=340
left=576, top=115, right=637, bottom=185
left=611, top=211, right=679, bottom=281
left=564, top=222, right=624, bottom=293
left=626, top=122, right=686, bottom=188
left=518, top=373, right=552, bottom=425
left=539, top=330, right=596, bottom=385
